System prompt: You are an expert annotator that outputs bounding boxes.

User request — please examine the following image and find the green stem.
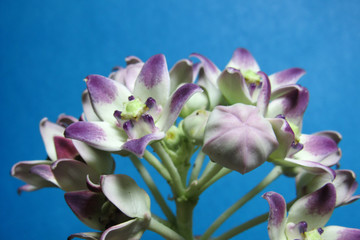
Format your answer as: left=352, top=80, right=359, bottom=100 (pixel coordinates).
left=214, top=212, right=268, bottom=240
left=199, top=166, right=283, bottom=240
left=186, top=161, right=223, bottom=198
left=130, top=155, right=176, bottom=224
left=176, top=199, right=197, bottom=240
left=188, top=150, right=206, bottom=185
left=214, top=198, right=298, bottom=240
left=152, top=142, right=185, bottom=197
left=199, top=168, right=232, bottom=193
left=148, top=218, right=185, bottom=240
left=143, top=150, right=171, bottom=181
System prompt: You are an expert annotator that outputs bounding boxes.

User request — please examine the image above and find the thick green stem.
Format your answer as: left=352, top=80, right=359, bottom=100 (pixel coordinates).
left=143, top=150, right=171, bottom=181
left=152, top=142, right=185, bottom=197
left=130, top=155, right=176, bottom=224
left=188, top=150, right=206, bottom=185
left=214, top=198, right=298, bottom=240
left=176, top=199, right=197, bottom=240
left=148, top=218, right=185, bottom=240
left=200, top=166, right=283, bottom=240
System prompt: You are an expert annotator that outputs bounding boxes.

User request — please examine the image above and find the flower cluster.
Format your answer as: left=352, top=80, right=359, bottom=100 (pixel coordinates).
left=12, top=48, right=359, bottom=240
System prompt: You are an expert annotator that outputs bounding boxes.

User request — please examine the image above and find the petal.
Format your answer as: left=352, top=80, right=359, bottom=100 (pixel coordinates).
left=268, top=117, right=295, bottom=161
left=315, top=131, right=342, bottom=144
left=192, top=62, right=202, bottom=82
left=295, top=171, right=332, bottom=199
left=287, top=183, right=336, bottom=230
left=269, top=68, right=306, bottom=91
left=226, top=48, right=260, bottom=72
left=64, top=121, right=127, bottom=152
left=133, top=54, right=170, bottom=107
left=123, top=63, right=143, bottom=92
left=56, top=114, right=78, bottom=127
left=65, top=190, right=107, bottom=230
left=217, top=67, right=253, bottom=105
left=190, top=53, right=222, bottom=109
left=40, top=118, right=65, bottom=161
left=30, top=164, right=58, bottom=185
left=267, top=85, right=309, bottom=128
left=203, top=104, right=278, bottom=174
left=11, top=160, right=57, bottom=193
left=53, top=136, right=79, bottom=159
left=101, top=174, right=151, bottom=219
left=122, top=132, right=165, bottom=157
left=257, top=71, right=271, bottom=116
left=52, top=159, right=99, bottom=191
left=123, top=115, right=157, bottom=139
left=285, top=222, right=308, bottom=239
left=125, top=56, right=142, bottom=65
left=73, top=140, right=115, bottom=175
left=169, top=59, right=193, bottom=93
left=333, top=170, right=359, bottom=206
left=100, top=219, right=147, bottom=240
left=262, top=191, right=287, bottom=240
left=284, top=158, right=336, bottom=180
left=68, top=232, right=101, bottom=240
left=190, top=53, right=221, bottom=84
left=86, top=74, right=132, bottom=125
left=157, top=83, right=203, bottom=132
left=82, top=90, right=101, bottom=121
left=322, top=226, right=360, bottom=240
left=293, top=132, right=341, bottom=166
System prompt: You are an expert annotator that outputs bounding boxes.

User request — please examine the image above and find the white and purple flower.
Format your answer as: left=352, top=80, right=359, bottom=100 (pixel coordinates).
left=263, top=183, right=360, bottom=240
left=11, top=116, right=114, bottom=193
left=66, top=174, right=151, bottom=240
left=296, top=169, right=360, bottom=207
left=269, top=116, right=341, bottom=179
left=65, top=54, right=202, bottom=157
left=191, top=48, right=307, bottom=118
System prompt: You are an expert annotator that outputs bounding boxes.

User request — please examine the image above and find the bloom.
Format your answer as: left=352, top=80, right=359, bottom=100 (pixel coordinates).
left=191, top=48, right=307, bottom=115
left=11, top=116, right=114, bottom=193
left=269, top=116, right=341, bottom=179
left=65, top=54, right=202, bottom=157
left=263, top=183, right=360, bottom=240
left=66, top=174, right=151, bottom=240
left=296, top=169, right=360, bottom=207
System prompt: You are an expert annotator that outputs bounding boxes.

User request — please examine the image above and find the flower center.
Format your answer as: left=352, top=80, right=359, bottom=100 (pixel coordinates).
left=303, top=228, right=324, bottom=240
left=243, top=70, right=261, bottom=85
left=287, top=120, right=301, bottom=144
left=121, top=97, right=148, bottom=120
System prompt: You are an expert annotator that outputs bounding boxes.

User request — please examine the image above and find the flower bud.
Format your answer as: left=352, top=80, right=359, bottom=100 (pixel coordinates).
left=203, top=104, right=278, bottom=174
left=182, top=109, right=210, bottom=144
left=180, top=91, right=209, bottom=118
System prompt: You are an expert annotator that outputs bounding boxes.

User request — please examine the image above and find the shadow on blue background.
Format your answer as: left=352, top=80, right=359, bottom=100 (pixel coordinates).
left=1, top=0, right=360, bottom=239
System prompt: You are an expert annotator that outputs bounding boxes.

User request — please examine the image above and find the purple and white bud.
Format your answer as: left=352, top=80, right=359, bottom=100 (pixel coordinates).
left=203, top=104, right=278, bottom=174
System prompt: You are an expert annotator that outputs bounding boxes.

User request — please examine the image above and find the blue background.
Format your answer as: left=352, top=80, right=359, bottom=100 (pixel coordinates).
left=1, top=0, right=360, bottom=239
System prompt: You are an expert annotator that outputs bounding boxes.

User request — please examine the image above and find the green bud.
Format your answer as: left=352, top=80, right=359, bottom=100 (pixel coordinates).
left=164, top=125, right=183, bottom=150
left=182, top=109, right=210, bottom=144
left=180, top=92, right=209, bottom=118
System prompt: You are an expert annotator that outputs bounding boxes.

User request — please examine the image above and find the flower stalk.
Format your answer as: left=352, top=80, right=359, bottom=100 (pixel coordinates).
left=200, top=166, right=283, bottom=240
left=130, top=155, right=176, bottom=224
